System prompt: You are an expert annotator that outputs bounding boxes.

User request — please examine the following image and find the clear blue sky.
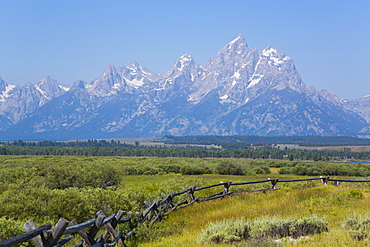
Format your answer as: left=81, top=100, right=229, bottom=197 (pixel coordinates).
left=1, top=0, right=369, bottom=99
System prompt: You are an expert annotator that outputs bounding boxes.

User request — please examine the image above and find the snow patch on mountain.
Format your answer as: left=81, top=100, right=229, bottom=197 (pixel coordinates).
left=35, top=84, right=51, bottom=100
left=0, top=34, right=368, bottom=139
left=0, top=84, right=17, bottom=102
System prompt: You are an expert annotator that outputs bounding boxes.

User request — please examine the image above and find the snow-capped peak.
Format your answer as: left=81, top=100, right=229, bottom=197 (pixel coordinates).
left=174, top=54, right=195, bottom=71
left=222, top=34, right=249, bottom=54
left=260, top=45, right=291, bottom=67
left=128, top=61, right=140, bottom=70
left=261, top=45, right=279, bottom=57
left=212, top=35, right=250, bottom=67
left=178, top=54, right=193, bottom=62
left=228, top=34, right=247, bottom=47
left=38, top=75, right=56, bottom=86
left=34, top=76, right=68, bottom=100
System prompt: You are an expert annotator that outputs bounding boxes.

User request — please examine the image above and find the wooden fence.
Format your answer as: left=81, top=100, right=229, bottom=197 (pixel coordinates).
left=1, top=176, right=370, bottom=247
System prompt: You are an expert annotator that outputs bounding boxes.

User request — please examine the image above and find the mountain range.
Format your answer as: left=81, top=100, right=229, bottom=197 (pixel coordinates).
left=1, top=35, right=369, bottom=141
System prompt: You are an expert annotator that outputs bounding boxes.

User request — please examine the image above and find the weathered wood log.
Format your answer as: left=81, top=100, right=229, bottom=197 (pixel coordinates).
left=124, top=229, right=136, bottom=240
left=21, top=220, right=51, bottom=247
left=70, top=220, right=93, bottom=246
left=118, top=216, right=131, bottom=223
left=231, top=179, right=270, bottom=186
left=278, top=177, right=322, bottom=182
left=150, top=202, right=173, bottom=225
left=147, top=199, right=161, bottom=222
left=0, top=222, right=51, bottom=247
left=162, top=200, right=188, bottom=216
left=159, top=192, right=175, bottom=208
left=320, top=176, right=329, bottom=185
left=186, top=185, right=196, bottom=201
left=221, top=181, right=232, bottom=194
left=102, top=211, right=126, bottom=247
left=142, top=201, right=157, bottom=220
left=64, top=218, right=95, bottom=234
left=268, top=178, right=279, bottom=189
left=175, top=197, right=198, bottom=210
left=328, top=178, right=370, bottom=183
left=102, top=213, right=116, bottom=226
left=174, top=187, right=190, bottom=197
left=199, top=191, right=234, bottom=202
left=87, top=212, right=106, bottom=245
left=194, top=183, right=224, bottom=191
left=90, top=235, right=104, bottom=247
left=53, top=235, right=72, bottom=247
left=5, top=176, right=370, bottom=247
left=105, top=232, right=124, bottom=247
left=49, top=218, right=70, bottom=246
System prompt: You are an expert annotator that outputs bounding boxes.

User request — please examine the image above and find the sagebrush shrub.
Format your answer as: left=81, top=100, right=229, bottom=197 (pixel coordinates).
left=199, top=218, right=250, bottom=244
left=200, top=216, right=328, bottom=244
left=343, top=214, right=370, bottom=240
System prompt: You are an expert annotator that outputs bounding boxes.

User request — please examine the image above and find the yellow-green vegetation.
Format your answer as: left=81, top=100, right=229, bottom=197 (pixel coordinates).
left=198, top=216, right=328, bottom=244
left=138, top=184, right=370, bottom=246
left=0, top=155, right=370, bottom=246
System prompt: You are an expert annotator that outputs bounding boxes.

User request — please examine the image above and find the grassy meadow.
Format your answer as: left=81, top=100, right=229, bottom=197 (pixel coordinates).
left=139, top=184, right=370, bottom=246
left=0, top=155, right=369, bottom=246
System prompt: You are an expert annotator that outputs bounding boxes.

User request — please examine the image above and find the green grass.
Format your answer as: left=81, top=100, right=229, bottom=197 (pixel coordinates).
left=0, top=155, right=370, bottom=246
left=137, top=184, right=370, bottom=246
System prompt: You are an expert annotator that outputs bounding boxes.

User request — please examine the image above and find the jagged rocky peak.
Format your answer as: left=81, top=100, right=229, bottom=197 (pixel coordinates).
left=216, top=34, right=250, bottom=60
left=71, top=80, right=87, bottom=90
left=260, top=45, right=291, bottom=65
left=124, top=60, right=161, bottom=81
left=0, top=77, right=7, bottom=92
left=127, top=60, right=140, bottom=70
left=174, top=54, right=196, bottom=70
left=0, top=77, right=16, bottom=103
left=102, top=63, right=117, bottom=77
left=110, top=61, right=159, bottom=90
left=35, top=76, right=68, bottom=99
left=37, top=76, right=58, bottom=88
left=164, top=54, right=202, bottom=79
left=318, top=89, right=342, bottom=102
left=1, top=34, right=369, bottom=139
left=226, top=34, right=249, bottom=52
left=91, top=63, right=122, bottom=88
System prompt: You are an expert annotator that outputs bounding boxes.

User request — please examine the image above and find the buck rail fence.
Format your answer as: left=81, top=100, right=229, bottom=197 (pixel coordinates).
left=1, top=176, right=370, bottom=247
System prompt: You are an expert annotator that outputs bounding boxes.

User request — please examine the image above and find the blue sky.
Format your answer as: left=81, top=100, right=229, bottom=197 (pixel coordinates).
left=0, top=0, right=369, bottom=99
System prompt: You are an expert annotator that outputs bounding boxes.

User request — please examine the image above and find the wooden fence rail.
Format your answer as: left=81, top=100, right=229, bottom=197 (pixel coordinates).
left=1, top=176, right=369, bottom=247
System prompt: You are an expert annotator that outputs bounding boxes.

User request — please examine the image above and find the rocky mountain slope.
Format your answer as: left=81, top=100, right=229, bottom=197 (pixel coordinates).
left=0, top=35, right=368, bottom=140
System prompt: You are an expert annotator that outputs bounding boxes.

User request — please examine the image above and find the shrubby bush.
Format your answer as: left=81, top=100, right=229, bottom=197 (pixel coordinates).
left=158, top=164, right=181, bottom=174
left=0, top=217, right=31, bottom=246
left=199, top=216, right=328, bottom=244
left=278, top=162, right=370, bottom=177
left=251, top=216, right=328, bottom=240
left=343, top=214, right=370, bottom=240
left=180, top=164, right=210, bottom=175
left=199, top=218, right=250, bottom=244
left=216, top=161, right=246, bottom=175
left=252, top=165, right=271, bottom=174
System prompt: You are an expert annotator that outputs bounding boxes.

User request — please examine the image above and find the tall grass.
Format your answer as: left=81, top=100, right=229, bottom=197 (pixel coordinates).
left=138, top=184, right=370, bottom=246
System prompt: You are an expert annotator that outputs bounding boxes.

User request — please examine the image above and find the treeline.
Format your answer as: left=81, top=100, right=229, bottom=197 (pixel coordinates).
left=0, top=139, right=132, bottom=147
left=0, top=146, right=281, bottom=159
left=1, top=145, right=370, bottom=161
left=279, top=162, right=370, bottom=177
left=164, top=135, right=370, bottom=146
